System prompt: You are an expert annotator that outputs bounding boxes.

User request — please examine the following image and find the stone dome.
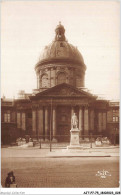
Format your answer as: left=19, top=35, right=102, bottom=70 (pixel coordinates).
left=38, top=41, right=84, bottom=65
left=35, top=22, right=86, bottom=68
left=35, top=23, right=86, bottom=91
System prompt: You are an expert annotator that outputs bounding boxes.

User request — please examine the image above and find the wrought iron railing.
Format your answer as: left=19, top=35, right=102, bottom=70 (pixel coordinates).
left=22, top=134, right=112, bottom=151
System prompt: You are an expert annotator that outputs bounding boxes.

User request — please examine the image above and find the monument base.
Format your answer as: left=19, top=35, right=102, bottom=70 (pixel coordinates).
left=52, top=138, right=57, bottom=143
left=67, top=128, right=83, bottom=150
left=67, top=145, right=83, bottom=150
left=45, top=139, right=49, bottom=142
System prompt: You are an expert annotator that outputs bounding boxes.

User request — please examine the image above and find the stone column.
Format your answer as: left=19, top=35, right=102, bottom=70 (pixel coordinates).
left=37, top=74, right=39, bottom=89
left=54, top=68, right=56, bottom=86
left=52, top=107, right=57, bottom=142
left=84, top=106, right=89, bottom=135
left=48, top=69, right=51, bottom=87
left=71, top=106, right=74, bottom=129
left=39, top=71, right=42, bottom=89
left=79, top=107, right=83, bottom=135
left=98, top=112, right=102, bottom=132
left=102, top=112, right=106, bottom=131
left=38, top=107, right=44, bottom=141
left=45, top=107, right=49, bottom=142
left=52, top=67, right=56, bottom=86
left=32, top=110, right=36, bottom=135
left=17, top=112, right=21, bottom=128
left=21, top=112, right=26, bottom=131
left=50, top=68, right=55, bottom=87
left=90, top=110, right=94, bottom=131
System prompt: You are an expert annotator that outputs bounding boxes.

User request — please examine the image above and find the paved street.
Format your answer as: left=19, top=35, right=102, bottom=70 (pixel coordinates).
left=1, top=147, right=119, bottom=188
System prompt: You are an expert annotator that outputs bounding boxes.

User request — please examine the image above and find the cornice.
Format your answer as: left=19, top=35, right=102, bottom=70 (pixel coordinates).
left=35, top=58, right=86, bottom=72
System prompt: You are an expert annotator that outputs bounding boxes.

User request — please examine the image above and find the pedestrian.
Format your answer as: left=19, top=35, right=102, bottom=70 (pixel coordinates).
left=5, top=171, right=17, bottom=188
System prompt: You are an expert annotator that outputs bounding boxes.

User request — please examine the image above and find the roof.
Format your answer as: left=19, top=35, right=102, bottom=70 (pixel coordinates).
left=30, top=83, right=97, bottom=100
left=35, top=23, right=86, bottom=70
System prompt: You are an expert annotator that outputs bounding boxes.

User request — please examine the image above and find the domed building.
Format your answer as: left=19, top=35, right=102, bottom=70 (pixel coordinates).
left=1, top=23, right=119, bottom=144
left=29, top=23, right=108, bottom=142
left=35, top=22, right=86, bottom=91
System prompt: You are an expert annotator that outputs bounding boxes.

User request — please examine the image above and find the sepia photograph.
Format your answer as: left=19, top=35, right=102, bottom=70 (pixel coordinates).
left=1, top=0, right=120, bottom=194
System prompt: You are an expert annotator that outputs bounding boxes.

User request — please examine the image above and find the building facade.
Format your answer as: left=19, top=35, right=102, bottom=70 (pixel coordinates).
left=1, top=23, right=119, bottom=144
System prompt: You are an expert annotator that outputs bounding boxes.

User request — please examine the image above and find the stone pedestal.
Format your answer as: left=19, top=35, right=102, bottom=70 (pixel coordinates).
left=45, top=139, right=49, bottom=142
left=67, top=128, right=83, bottom=149
left=52, top=138, right=57, bottom=143
left=40, top=138, right=44, bottom=143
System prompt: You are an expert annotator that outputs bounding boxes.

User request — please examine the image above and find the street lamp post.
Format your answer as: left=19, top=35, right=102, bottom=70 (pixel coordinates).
left=50, top=99, right=52, bottom=152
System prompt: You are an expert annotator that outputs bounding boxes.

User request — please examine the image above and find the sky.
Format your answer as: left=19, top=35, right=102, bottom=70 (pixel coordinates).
left=1, top=1, right=120, bottom=100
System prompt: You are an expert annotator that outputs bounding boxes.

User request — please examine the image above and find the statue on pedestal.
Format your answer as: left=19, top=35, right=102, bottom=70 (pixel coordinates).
left=71, top=113, right=78, bottom=129
left=67, top=113, right=82, bottom=149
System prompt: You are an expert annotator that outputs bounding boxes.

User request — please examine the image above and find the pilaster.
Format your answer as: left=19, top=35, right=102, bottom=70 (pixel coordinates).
left=52, top=106, right=57, bottom=142
left=45, top=107, right=49, bottom=142
left=84, top=106, right=89, bottom=135
left=32, top=110, right=36, bottom=135
left=38, top=106, right=44, bottom=140
left=79, top=106, right=83, bottom=136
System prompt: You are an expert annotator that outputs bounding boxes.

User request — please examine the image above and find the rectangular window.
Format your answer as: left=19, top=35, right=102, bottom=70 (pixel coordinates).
left=113, top=109, right=119, bottom=116
left=113, top=116, right=116, bottom=122
left=4, top=113, right=10, bottom=122
left=113, top=116, right=119, bottom=122
left=8, top=114, right=10, bottom=122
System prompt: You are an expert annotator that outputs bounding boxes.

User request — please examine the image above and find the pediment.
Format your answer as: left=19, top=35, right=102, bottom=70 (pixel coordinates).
left=31, top=83, right=97, bottom=99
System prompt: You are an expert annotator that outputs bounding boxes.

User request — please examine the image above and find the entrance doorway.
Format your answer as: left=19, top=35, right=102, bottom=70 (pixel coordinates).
left=57, top=106, right=71, bottom=142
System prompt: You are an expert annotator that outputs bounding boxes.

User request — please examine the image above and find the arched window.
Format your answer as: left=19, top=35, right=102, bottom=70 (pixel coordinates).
left=41, top=74, right=48, bottom=87
left=57, top=72, right=66, bottom=85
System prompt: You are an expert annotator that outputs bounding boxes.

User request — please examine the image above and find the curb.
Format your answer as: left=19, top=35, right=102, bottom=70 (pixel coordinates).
left=6, top=145, right=119, bottom=149
left=47, top=155, right=111, bottom=158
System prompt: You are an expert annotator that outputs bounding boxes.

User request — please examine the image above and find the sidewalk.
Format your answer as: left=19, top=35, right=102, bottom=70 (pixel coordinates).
left=6, top=141, right=119, bottom=149
left=1, top=144, right=119, bottom=158
left=47, top=145, right=120, bottom=157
